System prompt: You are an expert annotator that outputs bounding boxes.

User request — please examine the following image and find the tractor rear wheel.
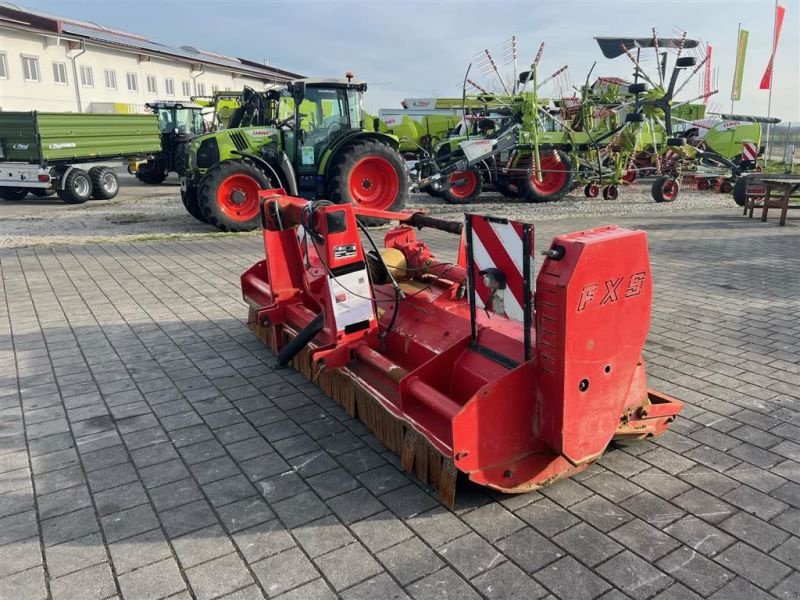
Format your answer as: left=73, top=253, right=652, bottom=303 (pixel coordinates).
left=57, top=169, right=92, bottom=204
left=135, top=163, right=168, bottom=185
left=520, top=150, right=574, bottom=203
left=182, top=184, right=207, bottom=224
left=0, top=187, right=29, bottom=201
left=442, top=169, right=482, bottom=204
left=327, top=141, right=408, bottom=225
left=89, top=167, right=119, bottom=200
left=197, top=160, right=271, bottom=232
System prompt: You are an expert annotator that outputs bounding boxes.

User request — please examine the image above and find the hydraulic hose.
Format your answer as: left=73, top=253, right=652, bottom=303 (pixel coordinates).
left=276, top=313, right=324, bottom=367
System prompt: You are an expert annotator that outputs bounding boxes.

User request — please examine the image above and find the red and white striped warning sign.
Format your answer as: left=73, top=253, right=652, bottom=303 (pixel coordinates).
left=466, top=215, right=533, bottom=323
left=742, top=141, right=758, bottom=162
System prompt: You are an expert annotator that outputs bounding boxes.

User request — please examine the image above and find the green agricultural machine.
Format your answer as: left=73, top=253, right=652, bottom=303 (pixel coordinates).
left=132, top=101, right=206, bottom=184
left=417, top=34, right=744, bottom=204
left=0, top=111, right=161, bottom=203
left=181, top=76, right=408, bottom=231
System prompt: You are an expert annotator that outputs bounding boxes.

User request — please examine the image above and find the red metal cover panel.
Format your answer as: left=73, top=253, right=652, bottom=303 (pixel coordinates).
left=535, top=226, right=651, bottom=464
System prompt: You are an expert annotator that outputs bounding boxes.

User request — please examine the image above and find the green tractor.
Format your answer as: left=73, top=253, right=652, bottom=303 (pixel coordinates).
left=181, top=76, right=408, bottom=231
left=133, top=101, right=206, bottom=184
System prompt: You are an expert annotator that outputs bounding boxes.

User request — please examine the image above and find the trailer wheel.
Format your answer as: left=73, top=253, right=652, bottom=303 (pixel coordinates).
left=89, top=167, right=119, bottom=200
left=442, top=169, right=482, bottom=204
left=327, top=140, right=408, bottom=226
left=57, top=169, right=92, bottom=204
left=520, top=150, right=574, bottom=203
left=652, top=176, right=679, bottom=203
left=30, top=189, right=56, bottom=198
left=181, top=184, right=207, bottom=224
left=198, top=160, right=271, bottom=232
left=0, top=187, right=29, bottom=201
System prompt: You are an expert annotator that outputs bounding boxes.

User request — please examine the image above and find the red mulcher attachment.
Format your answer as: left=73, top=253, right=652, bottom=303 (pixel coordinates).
left=242, top=190, right=683, bottom=507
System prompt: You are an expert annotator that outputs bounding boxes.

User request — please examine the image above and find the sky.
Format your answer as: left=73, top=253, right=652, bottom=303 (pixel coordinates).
left=16, top=0, right=800, bottom=121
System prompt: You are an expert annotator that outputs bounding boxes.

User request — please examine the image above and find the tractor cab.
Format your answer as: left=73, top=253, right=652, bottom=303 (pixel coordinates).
left=147, top=101, right=206, bottom=140
left=281, top=77, right=368, bottom=186
left=135, top=102, right=205, bottom=183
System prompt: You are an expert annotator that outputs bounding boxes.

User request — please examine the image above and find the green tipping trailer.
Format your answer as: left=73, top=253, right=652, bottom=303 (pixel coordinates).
left=0, top=111, right=161, bottom=204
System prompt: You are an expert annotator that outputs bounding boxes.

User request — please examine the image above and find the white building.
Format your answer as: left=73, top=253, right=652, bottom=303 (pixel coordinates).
left=0, top=2, right=300, bottom=113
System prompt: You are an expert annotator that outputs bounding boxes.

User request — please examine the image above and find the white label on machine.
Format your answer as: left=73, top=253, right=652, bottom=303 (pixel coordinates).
left=328, top=268, right=374, bottom=332
left=459, top=139, right=496, bottom=163
left=301, top=146, right=315, bottom=165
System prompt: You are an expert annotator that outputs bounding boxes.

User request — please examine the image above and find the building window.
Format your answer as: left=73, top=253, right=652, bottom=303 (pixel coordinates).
left=181, top=80, right=191, bottom=97
left=22, top=55, right=40, bottom=81
left=126, top=72, right=138, bottom=92
left=104, top=69, right=117, bottom=90
left=52, top=62, right=68, bottom=84
left=79, top=65, right=94, bottom=87
left=196, top=82, right=206, bottom=96
left=146, top=75, right=157, bottom=94
left=0, top=53, right=7, bottom=79
left=165, top=78, right=174, bottom=96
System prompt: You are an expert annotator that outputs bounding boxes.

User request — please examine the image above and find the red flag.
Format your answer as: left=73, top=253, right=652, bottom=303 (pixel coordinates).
left=760, top=3, right=786, bottom=89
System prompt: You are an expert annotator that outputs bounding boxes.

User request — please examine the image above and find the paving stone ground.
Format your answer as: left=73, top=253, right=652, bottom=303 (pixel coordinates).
left=1, top=202, right=798, bottom=600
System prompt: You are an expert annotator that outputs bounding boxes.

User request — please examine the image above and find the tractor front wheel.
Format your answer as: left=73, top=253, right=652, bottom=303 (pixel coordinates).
left=182, top=184, right=207, bottom=224
left=328, top=141, right=408, bottom=225
left=135, top=162, right=168, bottom=185
left=197, top=160, right=271, bottom=232
left=520, top=150, right=574, bottom=203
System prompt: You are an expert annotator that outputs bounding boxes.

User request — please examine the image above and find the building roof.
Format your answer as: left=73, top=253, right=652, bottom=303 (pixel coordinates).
left=0, top=1, right=302, bottom=81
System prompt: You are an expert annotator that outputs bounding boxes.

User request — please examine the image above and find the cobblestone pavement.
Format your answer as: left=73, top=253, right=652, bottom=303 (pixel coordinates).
left=1, top=205, right=798, bottom=600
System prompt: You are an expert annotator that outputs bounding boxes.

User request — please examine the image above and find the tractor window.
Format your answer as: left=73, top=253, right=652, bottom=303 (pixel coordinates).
left=157, top=109, right=175, bottom=133
left=347, top=89, right=362, bottom=129
left=298, top=87, right=350, bottom=167
left=170, top=109, right=205, bottom=135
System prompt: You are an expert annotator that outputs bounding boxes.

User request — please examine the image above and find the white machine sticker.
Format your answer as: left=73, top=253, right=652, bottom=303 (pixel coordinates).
left=48, top=142, right=77, bottom=150
left=459, top=139, right=496, bottom=163
left=328, top=269, right=374, bottom=331
left=301, top=146, right=315, bottom=165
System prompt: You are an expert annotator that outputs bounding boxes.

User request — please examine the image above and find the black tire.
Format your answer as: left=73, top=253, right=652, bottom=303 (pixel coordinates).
left=627, top=83, right=648, bottom=94
left=0, top=187, right=29, bottom=201
left=197, top=160, right=271, bottom=232
left=519, top=150, right=575, bottom=203
left=173, top=143, right=191, bottom=176
left=441, top=168, right=483, bottom=204
left=667, top=137, right=686, bottom=147
left=135, top=163, right=168, bottom=185
left=88, top=166, right=119, bottom=200
left=182, top=184, right=208, bottom=223
left=327, top=140, right=409, bottom=226
left=732, top=178, right=748, bottom=207
left=652, top=176, right=680, bottom=203
left=676, top=57, right=697, bottom=68
left=57, top=169, right=92, bottom=204
left=30, top=188, right=55, bottom=198
left=625, top=112, right=645, bottom=123
left=497, top=181, right=522, bottom=199
left=418, top=181, right=441, bottom=198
